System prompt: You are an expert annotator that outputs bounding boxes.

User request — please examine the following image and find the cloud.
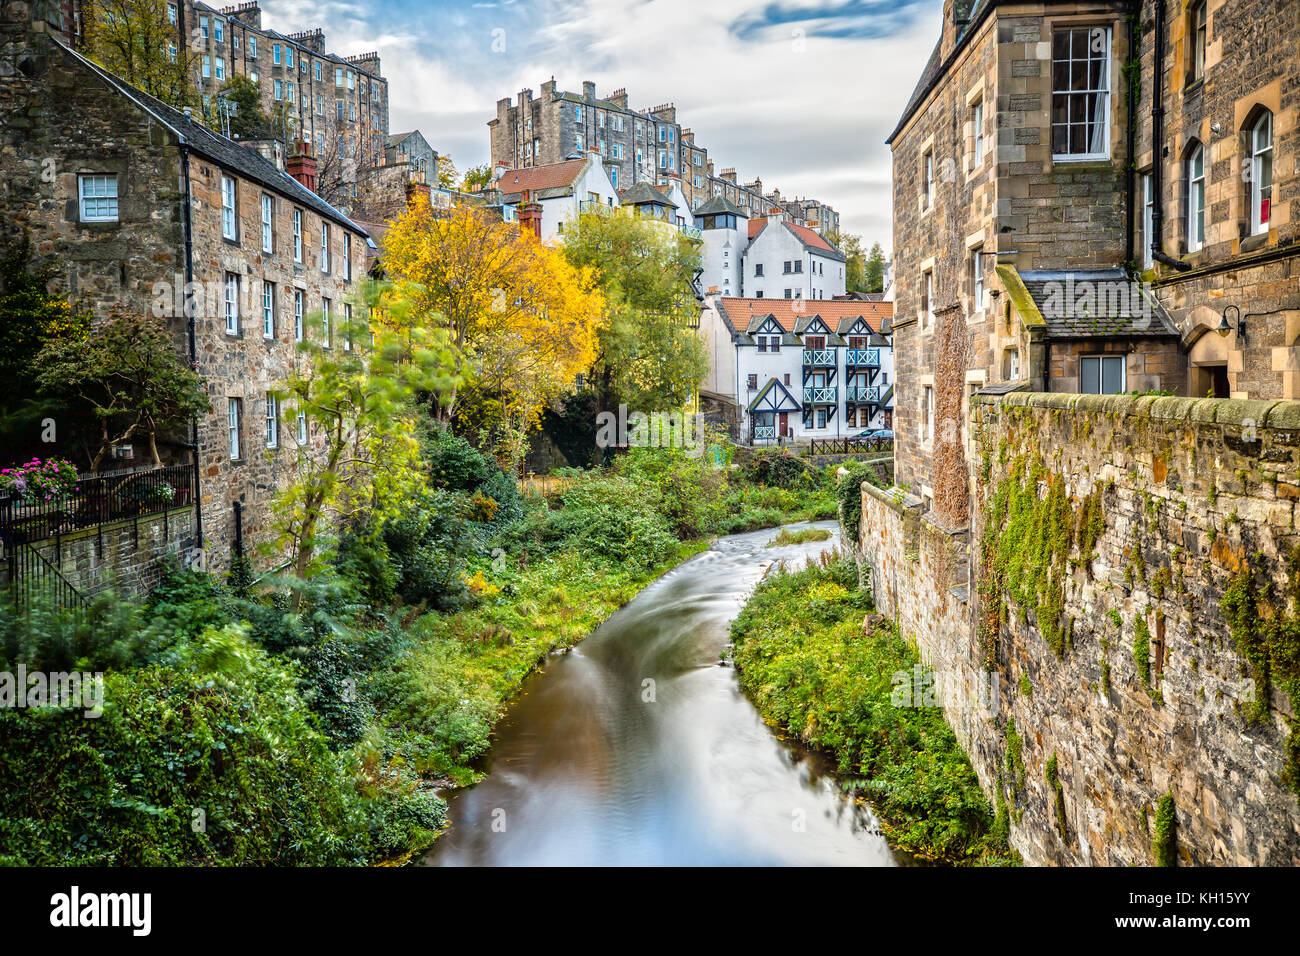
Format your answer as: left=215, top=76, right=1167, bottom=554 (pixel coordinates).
left=259, top=0, right=943, bottom=250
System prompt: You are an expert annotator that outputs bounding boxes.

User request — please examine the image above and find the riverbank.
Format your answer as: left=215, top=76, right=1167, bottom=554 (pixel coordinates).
left=729, top=552, right=1018, bottom=865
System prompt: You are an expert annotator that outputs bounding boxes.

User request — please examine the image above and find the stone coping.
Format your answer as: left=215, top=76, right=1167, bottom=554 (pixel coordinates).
left=974, top=391, right=1300, bottom=430
left=26, top=505, right=195, bottom=547
left=862, top=480, right=922, bottom=515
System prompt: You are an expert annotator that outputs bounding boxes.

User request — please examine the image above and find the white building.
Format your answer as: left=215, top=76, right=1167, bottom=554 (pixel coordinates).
left=695, top=195, right=749, bottom=298
left=700, top=297, right=894, bottom=443
left=743, top=210, right=846, bottom=300
left=492, top=151, right=619, bottom=241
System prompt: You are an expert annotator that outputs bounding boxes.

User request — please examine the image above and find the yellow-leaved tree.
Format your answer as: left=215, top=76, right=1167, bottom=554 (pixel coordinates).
left=380, top=203, right=605, bottom=473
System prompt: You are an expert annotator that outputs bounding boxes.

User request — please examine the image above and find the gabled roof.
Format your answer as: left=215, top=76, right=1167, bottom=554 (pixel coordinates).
left=748, top=219, right=766, bottom=240
left=717, top=297, right=894, bottom=336
left=54, top=37, right=366, bottom=236
left=496, top=157, right=588, bottom=199
left=746, top=378, right=802, bottom=414
left=788, top=223, right=844, bottom=260
left=619, top=181, right=676, bottom=207
left=1016, top=268, right=1179, bottom=339
left=693, top=195, right=748, bottom=218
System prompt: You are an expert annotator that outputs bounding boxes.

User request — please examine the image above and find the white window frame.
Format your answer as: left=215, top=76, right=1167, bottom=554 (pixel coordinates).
left=972, top=99, right=984, bottom=168
left=293, top=209, right=303, bottom=262
left=971, top=247, right=985, bottom=313
left=262, top=281, right=275, bottom=338
left=294, top=290, right=304, bottom=342
left=1187, top=144, right=1205, bottom=252
left=1051, top=26, right=1113, bottom=162
left=78, top=174, right=119, bottom=222
left=343, top=303, right=353, bottom=350
left=320, top=222, right=330, bottom=274
left=265, top=393, right=278, bottom=448
left=1250, top=111, right=1273, bottom=236
left=260, top=193, right=273, bottom=253
left=321, top=298, right=331, bottom=348
left=221, top=175, right=237, bottom=241
left=1141, top=172, right=1154, bottom=269
left=1080, top=355, right=1126, bottom=394
left=922, top=150, right=934, bottom=208
left=227, top=398, right=242, bottom=460
left=224, top=273, right=239, bottom=335
left=297, top=410, right=308, bottom=445
left=249, top=36, right=256, bottom=57
left=342, top=233, right=351, bottom=281
left=923, top=385, right=934, bottom=442
left=1191, top=0, right=1207, bottom=82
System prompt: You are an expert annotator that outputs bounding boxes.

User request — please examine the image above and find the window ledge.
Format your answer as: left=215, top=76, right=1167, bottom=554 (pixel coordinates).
left=1239, top=233, right=1270, bottom=255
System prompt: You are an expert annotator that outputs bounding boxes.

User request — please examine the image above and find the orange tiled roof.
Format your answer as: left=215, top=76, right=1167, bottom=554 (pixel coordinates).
left=717, top=297, right=893, bottom=334
left=789, top=222, right=838, bottom=254
left=748, top=219, right=765, bottom=239
left=497, top=158, right=587, bottom=195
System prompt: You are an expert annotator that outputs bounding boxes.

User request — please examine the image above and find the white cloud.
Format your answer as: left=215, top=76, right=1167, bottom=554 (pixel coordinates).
left=259, top=0, right=943, bottom=251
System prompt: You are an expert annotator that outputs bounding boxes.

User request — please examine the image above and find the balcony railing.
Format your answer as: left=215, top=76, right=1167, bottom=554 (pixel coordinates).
left=752, top=425, right=776, bottom=440
left=845, top=385, right=881, bottom=404
left=579, top=200, right=613, bottom=215
left=802, top=349, right=836, bottom=367
left=679, top=224, right=703, bottom=241
left=803, top=386, right=837, bottom=404
left=845, top=348, right=880, bottom=367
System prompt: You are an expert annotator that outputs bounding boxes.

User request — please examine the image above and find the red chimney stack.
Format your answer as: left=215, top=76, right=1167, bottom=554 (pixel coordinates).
left=287, top=140, right=318, bottom=192
left=517, top=189, right=543, bottom=240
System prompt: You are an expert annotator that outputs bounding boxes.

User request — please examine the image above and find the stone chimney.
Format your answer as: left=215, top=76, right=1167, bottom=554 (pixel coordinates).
left=287, top=141, right=317, bottom=192
left=767, top=206, right=784, bottom=226
left=518, top=189, right=543, bottom=239
left=582, top=80, right=596, bottom=101
left=405, top=180, right=431, bottom=208
left=493, top=160, right=510, bottom=182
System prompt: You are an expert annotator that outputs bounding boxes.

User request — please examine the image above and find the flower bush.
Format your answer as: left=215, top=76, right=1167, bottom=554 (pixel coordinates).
left=0, top=457, right=79, bottom=502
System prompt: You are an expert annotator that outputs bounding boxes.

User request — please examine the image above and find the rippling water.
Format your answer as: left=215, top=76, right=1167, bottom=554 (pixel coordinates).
left=419, top=521, right=895, bottom=866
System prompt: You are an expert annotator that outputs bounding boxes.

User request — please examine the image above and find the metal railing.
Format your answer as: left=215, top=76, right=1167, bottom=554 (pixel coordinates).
left=802, top=349, right=836, bottom=367
left=845, top=385, right=881, bottom=403
left=0, top=464, right=194, bottom=546
left=579, top=200, right=613, bottom=215
left=845, top=348, right=880, bottom=367
left=803, top=386, right=837, bottom=404
left=809, top=436, right=895, bottom=455
left=679, top=224, right=703, bottom=241
left=3, top=541, right=87, bottom=622
left=752, top=425, right=777, bottom=440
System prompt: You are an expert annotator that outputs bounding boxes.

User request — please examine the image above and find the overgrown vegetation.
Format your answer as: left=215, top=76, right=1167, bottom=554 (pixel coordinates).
left=765, top=527, right=832, bottom=548
left=1153, top=792, right=1177, bottom=866
left=729, top=554, right=1016, bottom=865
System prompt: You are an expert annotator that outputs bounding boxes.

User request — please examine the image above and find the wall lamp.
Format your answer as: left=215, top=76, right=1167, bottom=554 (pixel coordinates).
left=1215, top=305, right=1245, bottom=343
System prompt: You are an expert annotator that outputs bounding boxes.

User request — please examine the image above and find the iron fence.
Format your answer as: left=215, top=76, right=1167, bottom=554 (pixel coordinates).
left=808, top=437, right=895, bottom=455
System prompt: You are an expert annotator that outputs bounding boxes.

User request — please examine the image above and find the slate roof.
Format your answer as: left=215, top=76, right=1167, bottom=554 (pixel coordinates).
left=693, top=195, right=748, bottom=218
left=619, top=181, right=676, bottom=207
left=1018, top=269, right=1179, bottom=338
left=56, top=37, right=367, bottom=237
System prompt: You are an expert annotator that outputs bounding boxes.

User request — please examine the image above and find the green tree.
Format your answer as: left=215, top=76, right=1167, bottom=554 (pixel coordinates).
left=35, top=309, right=209, bottom=472
left=562, top=210, right=708, bottom=421
left=461, top=163, right=492, bottom=192
left=83, top=0, right=197, bottom=110
left=436, top=154, right=459, bottom=189
left=215, top=75, right=280, bottom=140
left=864, top=242, right=887, bottom=294
left=271, top=281, right=461, bottom=582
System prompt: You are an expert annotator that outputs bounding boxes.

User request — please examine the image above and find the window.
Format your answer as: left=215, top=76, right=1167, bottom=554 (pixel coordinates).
left=757, top=336, right=766, bottom=353
left=215, top=57, right=224, bottom=80
left=1051, top=27, right=1111, bottom=159
left=784, top=289, right=792, bottom=299
left=321, top=298, right=331, bottom=347
left=221, top=175, right=237, bottom=240
left=78, top=174, right=118, bottom=222
left=970, top=247, right=984, bottom=311
left=293, top=209, right=302, bottom=261
left=227, top=398, right=242, bottom=460
left=922, top=150, right=934, bottom=208
left=793, top=260, right=803, bottom=274
left=1187, top=143, right=1205, bottom=251
left=1190, top=1, right=1207, bottom=82
left=336, top=100, right=344, bottom=121
left=335, top=67, right=343, bottom=86
left=273, top=44, right=281, bottom=65
left=297, top=410, right=308, bottom=445
left=747, top=374, right=758, bottom=390
left=972, top=99, right=984, bottom=166
left=224, top=273, right=239, bottom=334
left=816, top=409, right=827, bottom=429
left=921, top=270, right=933, bottom=328
left=248, top=70, right=257, bottom=84
left=1141, top=172, right=1154, bottom=269
left=1250, top=111, right=1273, bottom=236
left=294, top=290, right=304, bottom=342
left=168, top=43, right=177, bottom=62
left=923, top=386, right=934, bottom=441
left=1009, top=349, right=1020, bottom=380
left=200, top=16, right=208, bottom=39
left=265, top=394, right=278, bottom=448
left=167, top=3, right=176, bottom=24
left=286, top=80, right=294, bottom=102
left=214, top=19, right=223, bottom=42
left=273, top=80, right=282, bottom=101
left=1081, top=355, right=1126, bottom=394
left=344, top=304, right=353, bottom=350
left=201, top=55, right=210, bottom=78
left=347, top=71, right=354, bottom=91
left=262, top=281, right=275, bottom=338
left=320, top=223, right=330, bottom=273
left=249, top=37, right=256, bottom=57
left=260, top=194, right=273, bottom=252
left=754, top=263, right=764, bottom=277
left=285, top=47, right=293, bottom=69
left=342, top=233, right=352, bottom=281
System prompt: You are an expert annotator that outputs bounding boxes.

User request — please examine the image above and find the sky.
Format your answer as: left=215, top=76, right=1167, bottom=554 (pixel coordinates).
left=262, top=0, right=944, bottom=252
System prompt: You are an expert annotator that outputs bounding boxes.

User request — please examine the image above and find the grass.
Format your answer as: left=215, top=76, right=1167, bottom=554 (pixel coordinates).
left=765, top=526, right=833, bottom=547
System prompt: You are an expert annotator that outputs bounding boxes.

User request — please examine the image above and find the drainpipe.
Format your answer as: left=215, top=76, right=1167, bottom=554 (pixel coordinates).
left=180, top=142, right=204, bottom=550
left=1124, top=4, right=1138, bottom=269
left=1149, top=0, right=1193, bottom=271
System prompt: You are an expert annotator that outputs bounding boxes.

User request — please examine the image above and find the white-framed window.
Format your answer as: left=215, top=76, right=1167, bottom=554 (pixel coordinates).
left=342, top=233, right=351, bottom=281
left=293, top=209, right=302, bottom=261
left=335, top=67, right=343, bottom=86
left=1008, top=348, right=1020, bottom=380
left=970, top=247, right=985, bottom=312
left=1141, top=172, right=1154, bottom=269
left=343, top=303, right=353, bottom=350
left=264, top=393, right=278, bottom=448
left=320, top=223, right=330, bottom=273
left=215, top=57, right=224, bottom=81
left=221, top=175, right=237, bottom=241
left=321, top=298, right=331, bottom=347
left=167, top=3, right=176, bottom=24
left=1081, top=355, right=1126, bottom=394
left=262, top=281, right=275, bottom=338
left=285, top=47, right=293, bottom=69
left=248, top=69, right=257, bottom=84
left=78, top=174, right=119, bottom=222
left=168, top=43, right=177, bottom=62
left=294, top=290, right=304, bottom=342
left=201, top=55, right=210, bottom=78
left=224, top=272, right=239, bottom=334
left=1187, top=143, right=1205, bottom=251
left=923, top=385, right=934, bottom=441
left=249, top=37, right=256, bottom=57
left=1250, top=111, right=1273, bottom=236
left=922, top=270, right=933, bottom=328
left=1190, top=0, right=1207, bottom=82
left=972, top=99, right=984, bottom=167
left=227, top=398, right=242, bottom=460
left=199, top=16, right=208, bottom=39
left=1051, top=26, right=1112, bottom=160
left=296, top=410, right=308, bottom=445
left=214, top=19, right=223, bottom=42
left=273, top=79, right=282, bottom=101
left=922, top=149, right=934, bottom=208
left=286, top=80, right=294, bottom=102
left=272, top=44, right=281, bottom=65
left=314, top=61, right=322, bottom=82
left=260, top=194, right=273, bottom=253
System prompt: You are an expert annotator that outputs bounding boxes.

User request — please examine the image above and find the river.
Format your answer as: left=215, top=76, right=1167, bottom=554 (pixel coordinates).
left=418, top=520, right=896, bottom=866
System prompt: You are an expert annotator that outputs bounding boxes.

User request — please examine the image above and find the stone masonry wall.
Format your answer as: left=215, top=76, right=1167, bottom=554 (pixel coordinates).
left=860, top=391, right=1300, bottom=865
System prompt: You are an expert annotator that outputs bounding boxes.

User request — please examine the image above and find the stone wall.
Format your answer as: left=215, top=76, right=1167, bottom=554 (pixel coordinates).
left=859, top=391, right=1300, bottom=865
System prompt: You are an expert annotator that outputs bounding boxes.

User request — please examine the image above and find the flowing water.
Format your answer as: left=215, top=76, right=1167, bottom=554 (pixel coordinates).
left=419, top=521, right=896, bottom=866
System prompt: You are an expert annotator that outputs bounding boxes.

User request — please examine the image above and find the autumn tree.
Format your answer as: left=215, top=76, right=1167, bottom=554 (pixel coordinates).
left=562, top=210, right=708, bottom=414
left=435, top=155, right=459, bottom=189
left=381, top=204, right=606, bottom=445
left=461, top=163, right=492, bottom=192
left=271, top=281, right=461, bottom=581
left=35, top=309, right=210, bottom=472
left=83, top=0, right=197, bottom=110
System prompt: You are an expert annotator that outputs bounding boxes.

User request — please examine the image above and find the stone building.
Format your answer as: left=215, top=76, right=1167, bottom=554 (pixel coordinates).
left=488, top=78, right=839, bottom=227
left=0, top=10, right=369, bottom=570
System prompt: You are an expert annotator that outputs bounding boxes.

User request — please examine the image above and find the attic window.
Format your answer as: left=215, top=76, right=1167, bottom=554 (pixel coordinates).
left=78, top=174, right=119, bottom=222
